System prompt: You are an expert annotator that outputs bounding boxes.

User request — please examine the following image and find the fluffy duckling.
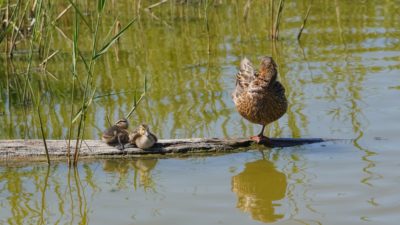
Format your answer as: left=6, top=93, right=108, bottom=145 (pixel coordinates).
left=232, top=56, right=288, bottom=144
left=129, top=124, right=158, bottom=149
left=102, top=118, right=130, bottom=150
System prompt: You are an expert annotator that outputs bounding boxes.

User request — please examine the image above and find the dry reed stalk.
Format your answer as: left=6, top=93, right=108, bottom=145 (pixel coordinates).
left=297, top=3, right=312, bottom=40
left=271, top=0, right=284, bottom=40
left=243, top=0, right=252, bottom=20
left=145, top=0, right=169, bottom=11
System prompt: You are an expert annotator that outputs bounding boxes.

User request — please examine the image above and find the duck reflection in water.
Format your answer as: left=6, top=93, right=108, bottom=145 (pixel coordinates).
left=232, top=159, right=287, bottom=223
left=102, top=158, right=158, bottom=191
left=133, top=158, right=157, bottom=190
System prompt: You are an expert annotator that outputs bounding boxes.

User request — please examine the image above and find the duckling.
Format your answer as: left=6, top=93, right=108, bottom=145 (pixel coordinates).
left=232, top=56, right=287, bottom=144
left=101, top=118, right=130, bottom=150
left=129, top=124, right=158, bottom=149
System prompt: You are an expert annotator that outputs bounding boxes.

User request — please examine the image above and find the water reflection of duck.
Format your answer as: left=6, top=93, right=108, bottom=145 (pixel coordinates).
left=129, top=124, right=158, bottom=149
left=232, top=57, right=287, bottom=144
left=133, top=159, right=158, bottom=190
left=102, top=159, right=130, bottom=174
left=232, top=159, right=287, bottom=223
left=102, top=158, right=158, bottom=190
left=101, top=118, right=130, bottom=150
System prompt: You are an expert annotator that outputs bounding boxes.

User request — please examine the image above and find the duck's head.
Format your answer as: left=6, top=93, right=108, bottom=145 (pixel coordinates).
left=115, top=118, right=129, bottom=129
left=138, top=124, right=150, bottom=136
left=259, top=56, right=278, bottom=82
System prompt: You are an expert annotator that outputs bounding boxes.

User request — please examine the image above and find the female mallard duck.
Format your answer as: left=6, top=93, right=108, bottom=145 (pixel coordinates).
left=129, top=124, right=158, bottom=149
left=232, top=56, right=287, bottom=144
left=101, top=118, right=130, bottom=150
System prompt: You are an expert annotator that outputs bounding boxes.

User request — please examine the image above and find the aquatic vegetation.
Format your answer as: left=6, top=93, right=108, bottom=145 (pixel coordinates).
left=1, top=0, right=399, bottom=165
left=0, top=0, right=138, bottom=165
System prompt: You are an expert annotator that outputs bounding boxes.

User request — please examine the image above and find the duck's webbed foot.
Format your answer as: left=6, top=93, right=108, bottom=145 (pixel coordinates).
left=250, top=135, right=273, bottom=146
left=116, top=144, right=125, bottom=151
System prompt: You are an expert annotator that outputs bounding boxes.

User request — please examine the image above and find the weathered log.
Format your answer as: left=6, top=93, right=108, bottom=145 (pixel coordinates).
left=0, top=137, right=341, bottom=161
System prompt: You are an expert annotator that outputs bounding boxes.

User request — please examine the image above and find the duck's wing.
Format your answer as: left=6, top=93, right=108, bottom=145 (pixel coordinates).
left=102, top=126, right=118, bottom=140
left=118, top=129, right=130, bottom=143
left=272, top=80, right=285, bottom=96
left=129, top=130, right=141, bottom=144
left=150, top=132, right=158, bottom=143
left=233, top=58, right=255, bottom=100
left=101, top=126, right=118, bottom=145
left=237, top=57, right=255, bottom=88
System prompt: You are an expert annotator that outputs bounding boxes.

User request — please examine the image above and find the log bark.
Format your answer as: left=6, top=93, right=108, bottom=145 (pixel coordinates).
left=0, top=137, right=341, bottom=161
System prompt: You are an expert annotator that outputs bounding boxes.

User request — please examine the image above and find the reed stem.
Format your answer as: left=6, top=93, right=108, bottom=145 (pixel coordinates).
left=297, top=3, right=312, bottom=40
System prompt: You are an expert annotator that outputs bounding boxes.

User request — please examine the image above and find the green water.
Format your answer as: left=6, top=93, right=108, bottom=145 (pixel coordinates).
left=1, top=0, right=400, bottom=224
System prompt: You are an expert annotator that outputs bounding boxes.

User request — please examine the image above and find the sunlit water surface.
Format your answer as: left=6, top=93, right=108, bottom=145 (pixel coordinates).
left=1, top=0, right=400, bottom=224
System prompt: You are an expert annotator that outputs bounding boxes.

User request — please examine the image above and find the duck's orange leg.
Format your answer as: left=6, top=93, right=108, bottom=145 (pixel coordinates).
left=250, top=125, right=273, bottom=145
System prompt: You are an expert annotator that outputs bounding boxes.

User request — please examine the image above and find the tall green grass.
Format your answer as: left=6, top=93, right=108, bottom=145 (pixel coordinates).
left=1, top=0, right=137, bottom=166
left=67, top=0, right=137, bottom=166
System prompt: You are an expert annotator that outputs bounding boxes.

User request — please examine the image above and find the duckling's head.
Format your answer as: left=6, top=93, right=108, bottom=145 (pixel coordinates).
left=138, top=124, right=150, bottom=136
left=259, top=56, right=277, bottom=82
left=115, top=118, right=129, bottom=129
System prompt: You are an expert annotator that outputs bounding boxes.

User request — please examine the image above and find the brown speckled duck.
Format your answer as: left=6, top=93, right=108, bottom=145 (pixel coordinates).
left=129, top=124, right=158, bottom=149
left=232, top=56, right=287, bottom=144
left=101, top=118, right=130, bottom=150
